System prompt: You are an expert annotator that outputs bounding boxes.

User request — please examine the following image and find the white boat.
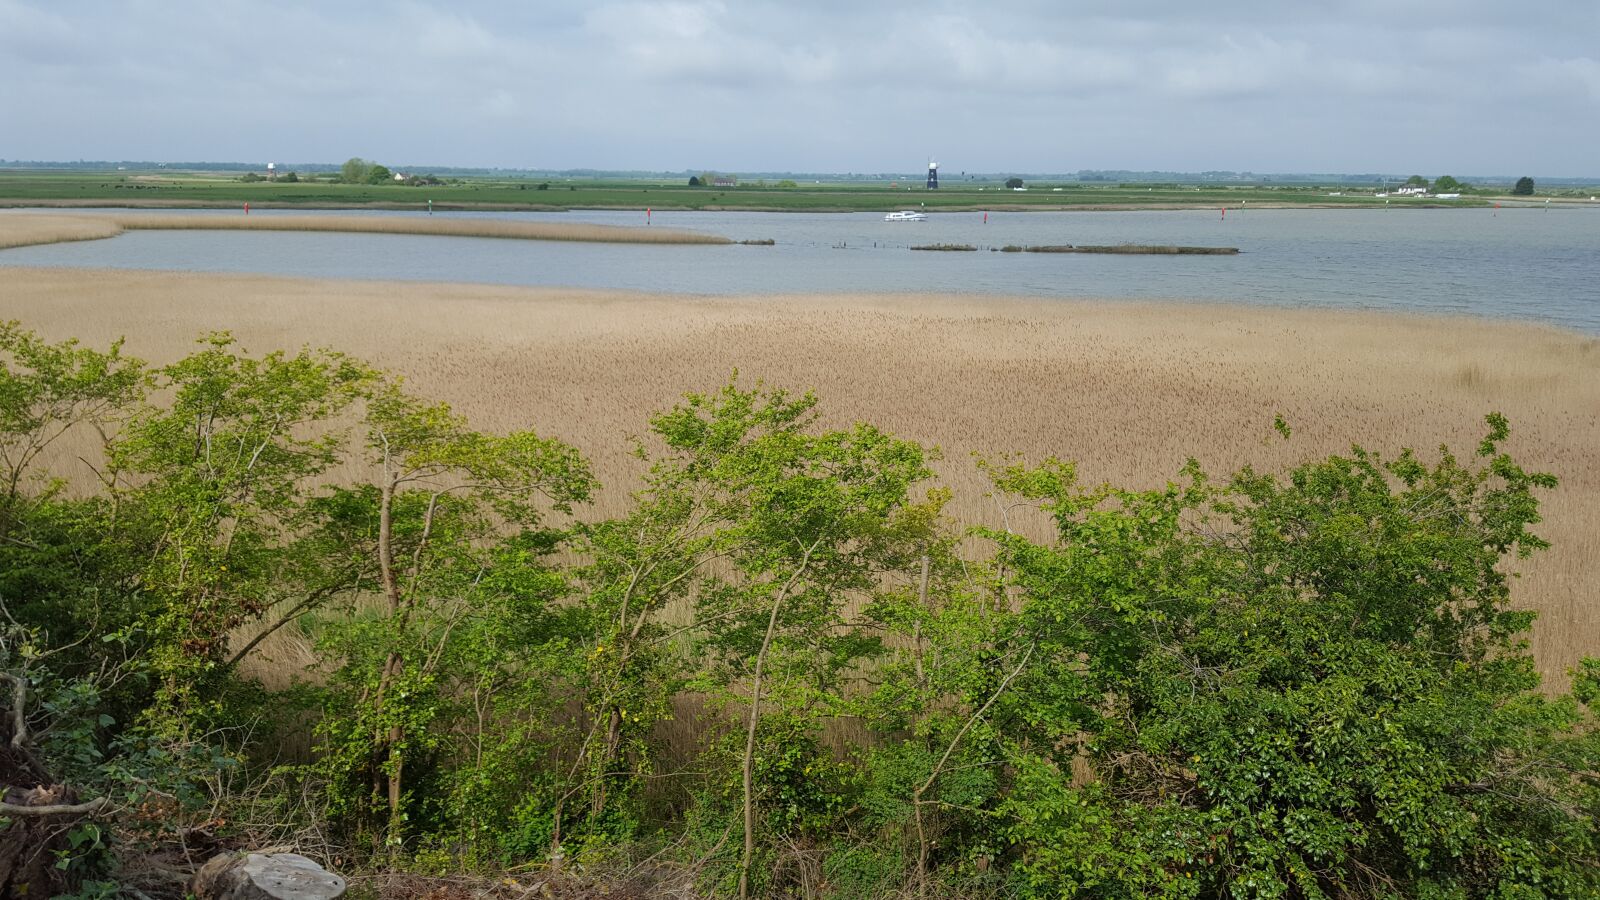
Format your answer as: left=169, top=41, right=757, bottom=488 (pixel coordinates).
left=884, top=210, right=927, bottom=221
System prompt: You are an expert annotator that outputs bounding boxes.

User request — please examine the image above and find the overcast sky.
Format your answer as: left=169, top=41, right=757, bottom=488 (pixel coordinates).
left=3, top=0, right=1597, bottom=175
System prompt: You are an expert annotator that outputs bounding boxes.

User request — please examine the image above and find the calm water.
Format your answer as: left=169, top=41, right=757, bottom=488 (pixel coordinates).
left=3, top=207, right=1597, bottom=332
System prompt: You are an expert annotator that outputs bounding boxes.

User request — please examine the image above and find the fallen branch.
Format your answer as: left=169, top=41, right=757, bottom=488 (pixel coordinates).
left=0, top=796, right=110, bottom=817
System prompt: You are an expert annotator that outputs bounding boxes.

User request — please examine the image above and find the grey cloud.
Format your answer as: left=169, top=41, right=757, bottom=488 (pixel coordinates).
left=1, top=0, right=1595, bottom=174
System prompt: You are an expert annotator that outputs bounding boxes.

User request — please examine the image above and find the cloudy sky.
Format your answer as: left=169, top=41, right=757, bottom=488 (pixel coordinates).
left=3, top=0, right=1597, bottom=175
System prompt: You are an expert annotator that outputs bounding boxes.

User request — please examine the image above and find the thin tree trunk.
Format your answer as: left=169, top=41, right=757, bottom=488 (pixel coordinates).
left=738, top=541, right=821, bottom=900
left=913, top=641, right=1035, bottom=891
left=374, top=471, right=406, bottom=844
left=914, top=553, right=930, bottom=691
left=377, top=474, right=401, bottom=615
left=223, top=584, right=343, bottom=669
left=594, top=705, right=622, bottom=817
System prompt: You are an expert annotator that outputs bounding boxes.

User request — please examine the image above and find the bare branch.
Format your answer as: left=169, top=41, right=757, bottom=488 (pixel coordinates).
left=0, top=796, right=110, bottom=817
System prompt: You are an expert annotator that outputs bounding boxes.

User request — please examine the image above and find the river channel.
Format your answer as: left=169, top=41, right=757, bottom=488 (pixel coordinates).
left=2, top=207, right=1596, bottom=333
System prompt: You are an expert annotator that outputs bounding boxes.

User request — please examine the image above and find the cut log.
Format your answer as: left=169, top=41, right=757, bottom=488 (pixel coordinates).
left=0, top=784, right=97, bottom=898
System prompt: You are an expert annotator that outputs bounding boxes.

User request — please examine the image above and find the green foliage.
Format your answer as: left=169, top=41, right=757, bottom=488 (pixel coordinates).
left=1434, top=174, right=1463, bottom=192
left=107, top=334, right=374, bottom=714
left=308, top=381, right=594, bottom=853
left=1405, top=174, right=1429, bottom=187
left=1513, top=176, right=1536, bottom=196
left=1, top=322, right=1593, bottom=896
left=637, top=381, right=937, bottom=894
left=991, top=416, right=1597, bottom=898
left=0, top=324, right=146, bottom=669
left=0, top=321, right=143, bottom=513
left=1005, top=177, right=1024, bottom=189
left=366, top=164, right=393, bottom=185
left=821, top=844, right=905, bottom=897
left=341, top=157, right=374, bottom=184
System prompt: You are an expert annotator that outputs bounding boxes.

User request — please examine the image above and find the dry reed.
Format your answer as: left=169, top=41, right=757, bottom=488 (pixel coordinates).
left=110, top=213, right=729, bottom=244
left=0, top=214, right=123, bottom=249
left=0, top=211, right=730, bottom=247
left=4, top=267, right=1596, bottom=685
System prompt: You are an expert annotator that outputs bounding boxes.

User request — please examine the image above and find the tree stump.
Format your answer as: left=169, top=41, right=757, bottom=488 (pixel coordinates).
left=191, top=853, right=346, bottom=900
left=0, top=784, right=91, bottom=899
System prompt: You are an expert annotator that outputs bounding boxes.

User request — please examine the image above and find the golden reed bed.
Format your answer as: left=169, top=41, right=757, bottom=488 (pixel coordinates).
left=0, top=214, right=124, bottom=249
left=0, top=211, right=730, bottom=246
left=3, top=267, right=1596, bottom=685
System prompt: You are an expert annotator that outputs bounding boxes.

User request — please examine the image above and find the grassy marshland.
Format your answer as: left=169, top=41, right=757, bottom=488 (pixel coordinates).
left=0, top=213, right=123, bottom=249
left=111, top=213, right=731, bottom=243
left=0, top=168, right=1520, bottom=212
left=5, top=267, right=1596, bottom=686
left=0, top=211, right=731, bottom=247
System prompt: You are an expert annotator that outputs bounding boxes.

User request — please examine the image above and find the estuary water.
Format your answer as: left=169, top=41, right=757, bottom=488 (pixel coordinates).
left=2, top=207, right=1597, bottom=333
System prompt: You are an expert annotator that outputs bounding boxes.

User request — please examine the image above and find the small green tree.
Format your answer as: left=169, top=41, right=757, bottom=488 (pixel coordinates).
left=366, top=164, right=393, bottom=185
left=0, top=323, right=144, bottom=541
left=108, top=335, right=374, bottom=714
left=688, top=175, right=702, bottom=187
left=649, top=382, right=934, bottom=898
left=312, top=382, right=593, bottom=852
left=1513, top=176, right=1536, bottom=195
left=1404, top=174, right=1429, bottom=187
left=1434, top=174, right=1462, bottom=192
left=857, top=514, right=1024, bottom=890
left=341, top=157, right=373, bottom=184
left=1005, top=177, right=1024, bottom=189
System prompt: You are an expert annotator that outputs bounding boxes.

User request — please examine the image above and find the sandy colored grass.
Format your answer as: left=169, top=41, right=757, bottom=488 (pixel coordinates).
left=4, top=267, right=1597, bottom=684
left=0, top=213, right=124, bottom=249
left=0, top=211, right=730, bottom=246
left=110, top=213, right=729, bottom=244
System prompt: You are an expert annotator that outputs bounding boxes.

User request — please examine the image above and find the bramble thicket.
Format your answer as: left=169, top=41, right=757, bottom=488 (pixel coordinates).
left=1, top=323, right=1596, bottom=898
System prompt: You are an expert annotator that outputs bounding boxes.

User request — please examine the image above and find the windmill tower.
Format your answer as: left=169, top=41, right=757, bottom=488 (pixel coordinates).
left=926, top=159, right=939, bottom=190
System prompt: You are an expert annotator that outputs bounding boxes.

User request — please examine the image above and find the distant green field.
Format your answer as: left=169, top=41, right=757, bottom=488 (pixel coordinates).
left=0, top=169, right=1495, bottom=211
